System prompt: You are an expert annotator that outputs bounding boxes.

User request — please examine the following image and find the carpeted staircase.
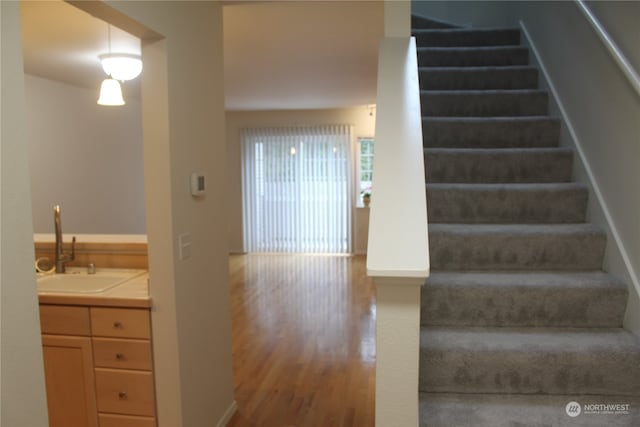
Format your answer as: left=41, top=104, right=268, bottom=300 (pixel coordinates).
left=413, top=14, right=640, bottom=427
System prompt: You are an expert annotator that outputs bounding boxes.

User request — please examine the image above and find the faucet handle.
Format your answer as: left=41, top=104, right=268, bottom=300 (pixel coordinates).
left=70, top=236, right=76, bottom=261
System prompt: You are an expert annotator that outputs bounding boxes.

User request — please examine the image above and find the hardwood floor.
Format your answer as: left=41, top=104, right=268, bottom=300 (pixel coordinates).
left=227, top=254, right=376, bottom=427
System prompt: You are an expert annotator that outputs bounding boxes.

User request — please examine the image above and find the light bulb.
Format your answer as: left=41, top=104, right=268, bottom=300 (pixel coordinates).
left=97, top=78, right=125, bottom=106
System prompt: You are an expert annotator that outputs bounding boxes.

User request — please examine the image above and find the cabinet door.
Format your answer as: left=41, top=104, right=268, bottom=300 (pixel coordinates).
left=42, top=335, right=98, bottom=427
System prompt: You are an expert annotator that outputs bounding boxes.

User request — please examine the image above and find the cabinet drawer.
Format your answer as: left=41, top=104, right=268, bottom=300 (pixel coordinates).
left=99, top=413, right=156, bottom=427
left=93, top=338, right=152, bottom=371
left=95, top=369, right=155, bottom=417
left=40, top=305, right=91, bottom=336
left=91, top=308, right=150, bottom=339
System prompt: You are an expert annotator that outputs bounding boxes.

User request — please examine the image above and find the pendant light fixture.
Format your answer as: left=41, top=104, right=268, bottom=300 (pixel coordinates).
left=97, top=78, right=125, bottom=106
left=97, top=24, right=142, bottom=106
left=99, top=52, right=142, bottom=81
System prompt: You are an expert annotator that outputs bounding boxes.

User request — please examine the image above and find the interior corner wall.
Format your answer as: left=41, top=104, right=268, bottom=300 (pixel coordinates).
left=25, top=75, right=145, bottom=234
left=102, top=2, right=235, bottom=426
left=385, top=0, right=411, bottom=37
left=512, top=0, right=640, bottom=333
left=226, top=108, right=376, bottom=254
left=1, top=2, right=49, bottom=426
left=411, top=0, right=516, bottom=28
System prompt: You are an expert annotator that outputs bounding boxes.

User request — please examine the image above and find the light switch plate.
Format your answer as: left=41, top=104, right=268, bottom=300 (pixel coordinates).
left=190, top=172, right=206, bottom=197
left=178, top=233, right=192, bottom=260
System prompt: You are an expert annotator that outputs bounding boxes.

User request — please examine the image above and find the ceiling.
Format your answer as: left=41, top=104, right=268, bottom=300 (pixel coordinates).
left=20, top=0, right=383, bottom=111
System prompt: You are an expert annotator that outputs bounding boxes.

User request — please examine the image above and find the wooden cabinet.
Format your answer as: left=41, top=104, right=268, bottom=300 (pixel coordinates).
left=91, top=308, right=151, bottom=339
left=40, top=304, right=91, bottom=335
left=95, top=369, right=155, bottom=416
left=99, top=413, right=157, bottom=427
left=42, top=335, right=98, bottom=427
left=93, top=338, right=153, bottom=371
left=40, top=305, right=156, bottom=427
left=91, top=308, right=156, bottom=424
left=40, top=305, right=97, bottom=427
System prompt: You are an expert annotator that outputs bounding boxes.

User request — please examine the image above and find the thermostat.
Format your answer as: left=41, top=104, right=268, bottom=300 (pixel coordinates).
left=190, top=172, right=206, bottom=197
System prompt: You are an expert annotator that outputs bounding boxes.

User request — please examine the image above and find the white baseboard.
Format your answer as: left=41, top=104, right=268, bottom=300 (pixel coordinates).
left=519, top=20, right=640, bottom=304
left=216, top=400, right=237, bottom=427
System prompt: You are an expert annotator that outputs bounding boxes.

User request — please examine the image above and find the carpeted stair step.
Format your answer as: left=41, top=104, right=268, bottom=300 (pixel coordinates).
left=425, top=148, right=573, bottom=183
left=419, top=327, right=640, bottom=395
left=412, top=14, right=459, bottom=30
left=419, top=66, right=538, bottom=90
left=419, top=393, right=640, bottom=427
left=417, top=46, right=529, bottom=67
left=428, top=223, right=606, bottom=271
left=416, top=17, right=636, bottom=425
left=421, top=90, right=548, bottom=117
left=421, top=271, right=628, bottom=327
left=413, top=28, right=521, bottom=47
left=426, top=183, right=588, bottom=223
left=423, top=117, right=560, bottom=148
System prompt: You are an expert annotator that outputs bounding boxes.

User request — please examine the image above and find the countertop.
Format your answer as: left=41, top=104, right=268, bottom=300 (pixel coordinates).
left=38, top=272, right=152, bottom=308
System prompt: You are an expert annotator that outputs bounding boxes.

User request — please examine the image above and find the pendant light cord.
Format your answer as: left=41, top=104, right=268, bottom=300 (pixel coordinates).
left=107, top=24, right=112, bottom=78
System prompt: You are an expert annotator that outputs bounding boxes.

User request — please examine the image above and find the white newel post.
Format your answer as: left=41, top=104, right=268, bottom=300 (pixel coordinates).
left=367, top=36, right=429, bottom=427
left=374, top=278, right=424, bottom=426
left=369, top=3, right=428, bottom=425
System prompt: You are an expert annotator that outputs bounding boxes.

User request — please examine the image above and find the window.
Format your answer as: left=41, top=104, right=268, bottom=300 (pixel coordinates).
left=359, top=137, right=374, bottom=205
left=241, top=125, right=353, bottom=253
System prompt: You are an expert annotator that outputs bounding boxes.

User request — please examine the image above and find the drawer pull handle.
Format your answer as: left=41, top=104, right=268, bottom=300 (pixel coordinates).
left=113, top=321, right=123, bottom=328
left=115, top=352, right=125, bottom=360
left=118, top=391, right=128, bottom=400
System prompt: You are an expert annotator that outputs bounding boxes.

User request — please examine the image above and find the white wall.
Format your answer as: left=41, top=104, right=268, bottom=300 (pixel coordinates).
left=585, top=0, right=640, bottom=74
left=1, top=2, right=49, bottom=426
left=226, top=107, right=376, bottom=254
left=25, top=75, right=145, bottom=234
left=73, top=2, right=236, bottom=426
left=385, top=0, right=410, bottom=36
left=412, top=0, right=514, bottom=28
left=513, top=1, right=640, bottom=333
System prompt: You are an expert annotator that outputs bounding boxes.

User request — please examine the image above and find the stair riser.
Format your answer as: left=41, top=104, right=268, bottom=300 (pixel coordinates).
left=425, top=149, right=573, bottom=183
left=428, top=228, right=606, bottom=270
left=419, top=345, right=640, bottom=395
left=422, top=92, right=548, bottom=117
left=417, top=47, right=529, bottom=67
left=420, top=68, right=538, bottom=90
left=421, top=283, right=627, bottom=328
left=423, top=118, right=560, bottom=148
left=412, top=16, right=459, bottom=29
left=419, top=393, right=640, bottom=427
left=413, top=29, right=521, bottom=47
left=426, top=185, right=587, bottom=223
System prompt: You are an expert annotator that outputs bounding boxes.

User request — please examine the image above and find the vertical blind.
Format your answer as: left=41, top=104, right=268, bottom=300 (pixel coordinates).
left=241, top=125, right=353, bottom=253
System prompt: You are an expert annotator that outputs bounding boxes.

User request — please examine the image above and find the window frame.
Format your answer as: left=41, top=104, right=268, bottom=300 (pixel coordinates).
left=357, top=137, right=375, bottom=207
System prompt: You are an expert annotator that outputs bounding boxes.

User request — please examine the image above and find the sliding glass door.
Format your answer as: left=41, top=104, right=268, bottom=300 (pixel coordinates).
left=241, top=125, right=353, bottom=253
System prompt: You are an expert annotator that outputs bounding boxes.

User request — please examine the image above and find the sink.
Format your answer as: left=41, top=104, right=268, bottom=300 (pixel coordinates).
left=37, top=268, right=146, bottom=294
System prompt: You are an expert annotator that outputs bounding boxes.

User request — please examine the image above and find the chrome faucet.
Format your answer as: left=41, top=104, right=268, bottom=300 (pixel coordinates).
left=53, top=205, right=75, bottom=273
